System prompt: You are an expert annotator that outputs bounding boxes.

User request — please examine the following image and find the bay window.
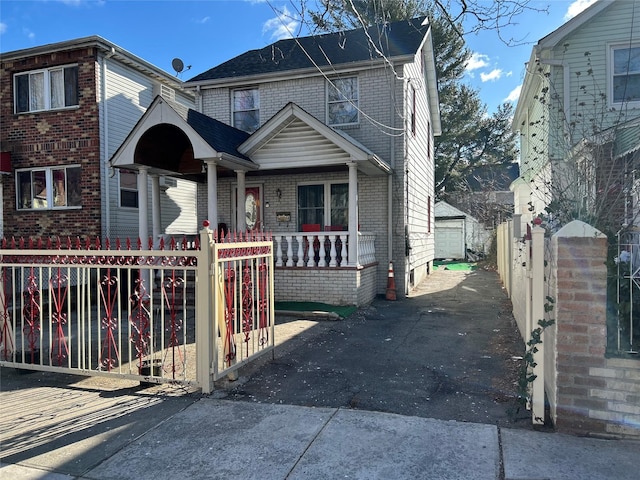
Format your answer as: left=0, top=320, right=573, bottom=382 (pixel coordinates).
left=14, top=65, right=79, bottom=113
left=16, top=166, right=81, bottom=210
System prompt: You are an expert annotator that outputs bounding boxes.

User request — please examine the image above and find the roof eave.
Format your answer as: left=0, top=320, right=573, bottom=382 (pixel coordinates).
left=185, top=54, right=416, bottom=89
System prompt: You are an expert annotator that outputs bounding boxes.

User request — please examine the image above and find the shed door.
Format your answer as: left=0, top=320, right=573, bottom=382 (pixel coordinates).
left=435, top=219, right=465, bottom=260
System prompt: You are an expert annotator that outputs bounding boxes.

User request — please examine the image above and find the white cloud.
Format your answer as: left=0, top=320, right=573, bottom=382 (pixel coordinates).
left=480, top=69, right=512, bottom=82
left=564, top=0, right=598, bottom=20
left=0, top=23, right=6, bottom=35
left=505, top=85, right=522, bottom=103
left=466, top=53, right=490, bottom=72
left=263, top=5, right=300, bottom=40
left=197, top=16, right=210, bottom=24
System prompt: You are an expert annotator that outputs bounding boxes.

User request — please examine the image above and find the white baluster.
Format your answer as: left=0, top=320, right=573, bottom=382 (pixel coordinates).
left=340, top=234, right=347, bottom=267
left=286, top=235, right=294, bottom=267
left=296, top=234, right=305, bottom=267
left=275, top=235, right=283, bottom=267
left=306, top=234, right=316, bottom=267
left=318, top=234, right=327, bottom=267
left=329, top=235, right=337, bottom=267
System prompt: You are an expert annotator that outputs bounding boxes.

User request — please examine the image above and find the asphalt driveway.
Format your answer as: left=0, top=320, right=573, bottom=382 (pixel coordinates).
left=216, top=265, right=530, bottom=429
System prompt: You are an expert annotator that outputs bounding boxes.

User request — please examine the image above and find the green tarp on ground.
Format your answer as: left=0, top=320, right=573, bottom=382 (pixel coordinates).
left=433, top=261, right=477, bottom=271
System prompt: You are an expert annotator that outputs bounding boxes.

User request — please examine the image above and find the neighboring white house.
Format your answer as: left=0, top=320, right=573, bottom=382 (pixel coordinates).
left=110, top=17, right=441, bottom=304
left=512, top=0, right=640, bottom=229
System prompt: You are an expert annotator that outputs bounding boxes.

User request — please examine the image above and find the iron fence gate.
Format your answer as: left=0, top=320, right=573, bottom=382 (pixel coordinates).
left=0, top=227, right=275, bottom=393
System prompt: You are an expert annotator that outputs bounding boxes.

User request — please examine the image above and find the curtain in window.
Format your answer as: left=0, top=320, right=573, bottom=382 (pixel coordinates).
left=50, top=69, right=64, bottom=109
left=30, top=72, right=45, bottom=111
left=328, top=78, right=358, bottom=125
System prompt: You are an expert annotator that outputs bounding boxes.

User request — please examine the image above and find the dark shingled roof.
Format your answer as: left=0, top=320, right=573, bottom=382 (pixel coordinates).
left=164, top=98, right=251, bottom=161
left=187, top=16, right=428, bottom=83
left=465, top=163, right=520, bottom=191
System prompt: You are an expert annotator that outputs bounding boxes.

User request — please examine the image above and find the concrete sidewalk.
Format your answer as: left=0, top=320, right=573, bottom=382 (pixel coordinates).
left=1, top=393, right=638, bottom=480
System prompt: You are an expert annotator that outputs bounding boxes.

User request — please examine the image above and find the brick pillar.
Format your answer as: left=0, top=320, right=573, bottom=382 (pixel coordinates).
left=552, top=220, right=608, bottom=435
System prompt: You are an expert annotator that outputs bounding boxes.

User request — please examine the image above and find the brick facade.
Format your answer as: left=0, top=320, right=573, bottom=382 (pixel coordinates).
left=550, top=224, right=640, bottom=439
left=1, top=47, right=102, bottom=239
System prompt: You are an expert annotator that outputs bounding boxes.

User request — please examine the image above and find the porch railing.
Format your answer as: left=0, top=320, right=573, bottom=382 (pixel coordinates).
left=272, top=231, right=375, bottom=267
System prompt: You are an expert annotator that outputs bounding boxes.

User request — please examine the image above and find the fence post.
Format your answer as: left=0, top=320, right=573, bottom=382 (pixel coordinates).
left=196, top=225, right=214, bottom=394
left=531, top=224, right=545, bottom=424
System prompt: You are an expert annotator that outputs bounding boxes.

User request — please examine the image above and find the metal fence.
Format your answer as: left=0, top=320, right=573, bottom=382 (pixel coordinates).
left=0, top=229, right=275, bottom=393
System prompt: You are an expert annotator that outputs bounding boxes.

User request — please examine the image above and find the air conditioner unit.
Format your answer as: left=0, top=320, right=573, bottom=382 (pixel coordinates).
left=159, top=176, right=177, bottom=188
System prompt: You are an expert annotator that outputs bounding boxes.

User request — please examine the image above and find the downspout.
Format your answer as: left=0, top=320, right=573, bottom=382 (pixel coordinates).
left=388, top=62, right=396, bottom=264
left=196, top=85, right=202, bottom=113
left=102, top=47, right=116, bottom=239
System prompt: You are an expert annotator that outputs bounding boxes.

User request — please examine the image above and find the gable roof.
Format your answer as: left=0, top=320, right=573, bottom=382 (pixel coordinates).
left=536, top=0, right=615, bottom=51
left=1, top=35, right=191, bottom=96
left=239, top=102, right=390, bottom=175
left=187, top=16, right=429, bottom=84
left=464, top=163, right=520, bottom=191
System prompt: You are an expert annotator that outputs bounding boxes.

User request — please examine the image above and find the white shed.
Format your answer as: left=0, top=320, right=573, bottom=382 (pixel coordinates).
left=435, top=201, right=490, bottom=260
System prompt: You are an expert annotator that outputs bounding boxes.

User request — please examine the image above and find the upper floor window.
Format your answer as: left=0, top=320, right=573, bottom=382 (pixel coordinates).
left=327, top=77, right=359, bottom=126
left=612, top=44, right=640, bottom=104
left=120, top=170, right=138, bottom=208
left=233, top=88, right=259, bottom=133
left=16, top=166, right=81, bottom=210
left=14, top=65, right=79, bottom=114
left=409, top=85, right=417, bottom=136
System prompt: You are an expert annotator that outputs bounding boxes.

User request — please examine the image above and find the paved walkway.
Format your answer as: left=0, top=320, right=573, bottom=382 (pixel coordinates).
left=1, top=268, right=638, bottom=479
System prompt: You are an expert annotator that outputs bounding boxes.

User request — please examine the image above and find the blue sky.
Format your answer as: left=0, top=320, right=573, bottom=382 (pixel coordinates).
left=0, top=0, right=599, bottom=114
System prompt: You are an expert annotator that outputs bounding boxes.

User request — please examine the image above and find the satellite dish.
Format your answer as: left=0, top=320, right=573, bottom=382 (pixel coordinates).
left=171, top=58, right=184, bottom=75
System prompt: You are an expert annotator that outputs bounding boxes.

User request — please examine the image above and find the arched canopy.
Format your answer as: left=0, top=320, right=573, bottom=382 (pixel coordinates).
left=110, top=96, right=256, bottom=179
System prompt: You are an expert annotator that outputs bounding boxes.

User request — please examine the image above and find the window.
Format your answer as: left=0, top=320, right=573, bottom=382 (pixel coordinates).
left=120, top=170, right=138, bottom=208
left=327, top=77, right=358, bottom=125
left=298, top=182, right=349, bottom=230
left=410, top=85, right=416, bottom=136
left=14, top=65, right=79, bottom=113
left=233, top=88, right=259, bottom=133
left=612, top=44, right=640, bottom=104
left=16, top=166, right=81, bottom=210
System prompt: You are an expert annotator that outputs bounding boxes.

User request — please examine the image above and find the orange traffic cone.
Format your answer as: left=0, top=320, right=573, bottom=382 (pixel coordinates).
left=386, top=261, right=397, bottom=301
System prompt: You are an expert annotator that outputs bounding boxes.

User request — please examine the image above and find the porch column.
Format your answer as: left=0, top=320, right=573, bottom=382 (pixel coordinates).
left=348, top=161, right=359, bottom=266
left=236, top=170, right=246, bottom=231
left=151, top=174, right=161, bottom=247
left=205, top=159, right=218, bottom=229
left=137, top=167, right=149, bottom=246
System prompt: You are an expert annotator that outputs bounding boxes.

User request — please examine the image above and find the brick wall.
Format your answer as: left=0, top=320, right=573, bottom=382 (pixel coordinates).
left=549, top=221, right=640, bottom=439
left=1, top=48, right=102, bottom=239
left=274, top=264, right=378, bottom=306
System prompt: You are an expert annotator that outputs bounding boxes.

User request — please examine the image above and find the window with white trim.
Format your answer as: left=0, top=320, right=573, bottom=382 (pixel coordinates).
left=16, top=166, right=81, bottom=210
left=120, top=170, right=138, bottom=208
left=327, top=77, right=359, bottom=126
left=298, top=182, right=349, bottom=231
left=14, top=65, right=79, bottom=113
left=232, top=88, right=260, bottom=133
left=612, top=44, right=640, bottom=104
